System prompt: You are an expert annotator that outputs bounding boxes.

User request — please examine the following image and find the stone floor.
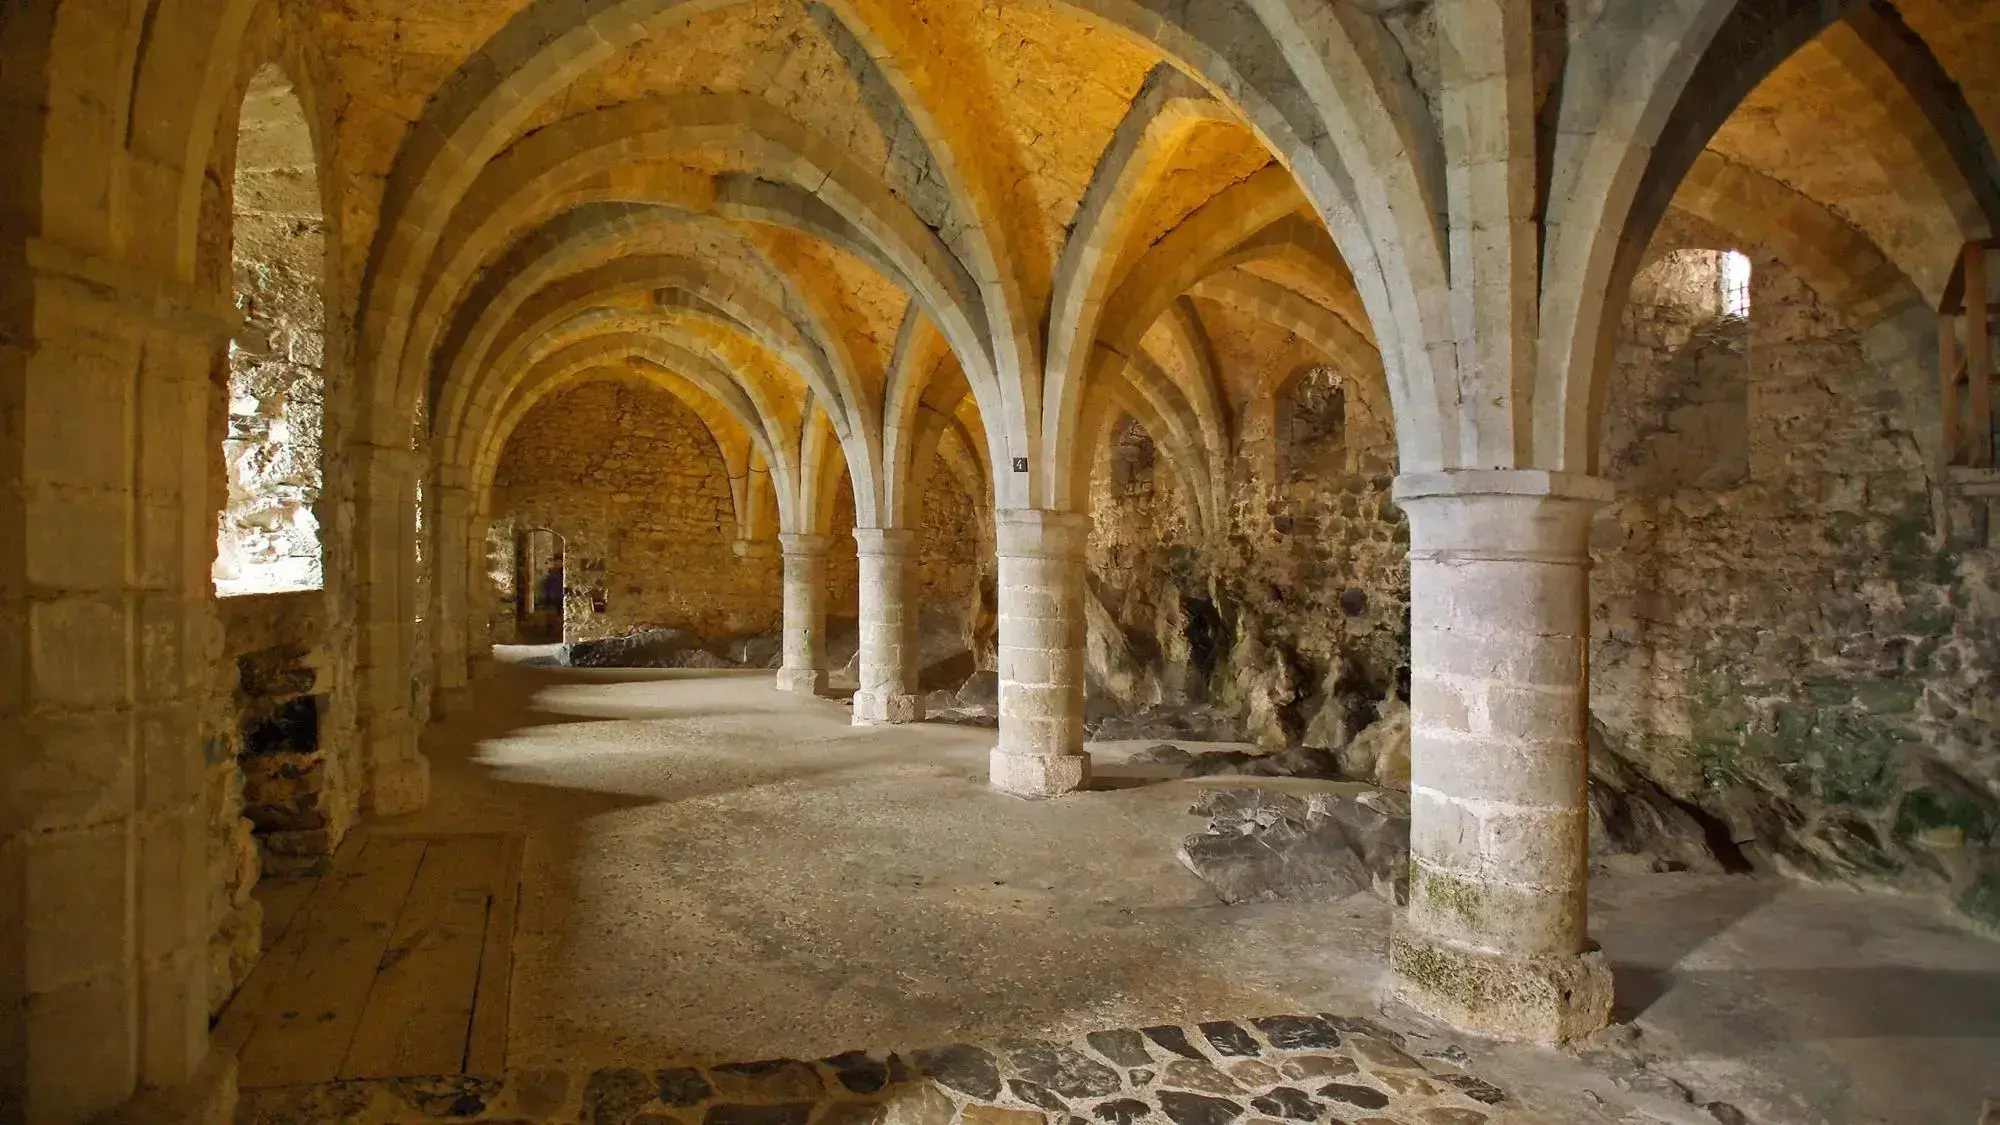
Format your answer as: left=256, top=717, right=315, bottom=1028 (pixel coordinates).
left=232, top=658, right=2000, bottom=1124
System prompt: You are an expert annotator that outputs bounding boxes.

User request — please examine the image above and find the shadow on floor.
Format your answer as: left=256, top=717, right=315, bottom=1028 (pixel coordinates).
left=1598, top=874, right=1781, bottom=1022
left=1614, top=964, right=2000, bottom=1039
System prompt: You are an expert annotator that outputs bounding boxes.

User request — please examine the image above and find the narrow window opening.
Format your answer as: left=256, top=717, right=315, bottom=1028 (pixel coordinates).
left=215, top=65, right=325, bottom=596
left=1720, top=249, right=1752, bottom=320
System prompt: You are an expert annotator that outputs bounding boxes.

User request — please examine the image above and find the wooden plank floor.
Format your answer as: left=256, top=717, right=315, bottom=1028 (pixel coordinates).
left=216, top=833, right=523, bottom=1086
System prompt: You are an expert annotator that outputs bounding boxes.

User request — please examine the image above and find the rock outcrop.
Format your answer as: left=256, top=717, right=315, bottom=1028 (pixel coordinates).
left=1178, top=788, right=1411, bottom=905
left=1338, top=701, right=1410, bottom=792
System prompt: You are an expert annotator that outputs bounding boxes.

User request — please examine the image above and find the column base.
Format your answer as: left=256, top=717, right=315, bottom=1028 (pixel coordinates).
left=852, top=690, right=924, bottom=725
left=432, top=685, right=474, bottom=719
left=989, top=749, right=1091, bottom=798
left=775, top=667, right=827, bottom=695
left=99, top=1050, right=237, bottom=1125
left=366, top=754, right=431, bottom=818
left=1390, top=928, right=1614, bottom=1044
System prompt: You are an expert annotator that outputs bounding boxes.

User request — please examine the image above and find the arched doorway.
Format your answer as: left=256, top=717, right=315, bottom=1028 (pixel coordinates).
left=518, top=527, right=566, bottom=643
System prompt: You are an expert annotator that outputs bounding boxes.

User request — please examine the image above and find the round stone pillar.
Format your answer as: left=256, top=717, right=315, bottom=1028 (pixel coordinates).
left=1390, top=469, right=1615, bottom=1043
left=990, top=510, right=1091, bottom=797
left=775, top=533, right=830, bottom=695
left=853, top=528, right=923, bottom=725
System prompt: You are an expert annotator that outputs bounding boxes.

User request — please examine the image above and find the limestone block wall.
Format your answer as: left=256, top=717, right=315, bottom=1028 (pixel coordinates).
left=490, top=380, right=782, bottom=642
left=1593, top=229, right=2000, bottom=924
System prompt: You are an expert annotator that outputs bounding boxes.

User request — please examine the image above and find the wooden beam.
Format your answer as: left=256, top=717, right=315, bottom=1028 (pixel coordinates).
left=1943, top=311, right=1962, bottom=465
left=1969, top=245, right=1992, bottom=466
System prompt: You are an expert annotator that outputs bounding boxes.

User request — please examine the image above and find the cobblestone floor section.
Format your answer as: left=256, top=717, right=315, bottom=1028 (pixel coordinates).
left=234, top=1013, right=1507, bottom=1124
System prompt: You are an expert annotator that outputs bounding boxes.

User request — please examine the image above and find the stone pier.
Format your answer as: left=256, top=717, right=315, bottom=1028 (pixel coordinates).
left=430, top=481, right=476, bottom=719
left=776, top=533, right=830, bottom=695
left=353, top=441, right=431, bottom=816
left=1389, top=470, right=1615, bottom=1044
left=852, top=528, right=923, bottom=725
left=990, top=510, right=1092, bottom=797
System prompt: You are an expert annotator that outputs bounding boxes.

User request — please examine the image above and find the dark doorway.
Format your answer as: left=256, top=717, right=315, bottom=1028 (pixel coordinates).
left=517, top=528, right=565, bottom=644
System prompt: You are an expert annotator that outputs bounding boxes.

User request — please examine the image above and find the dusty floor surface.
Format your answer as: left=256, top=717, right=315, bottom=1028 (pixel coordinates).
left=297, top=655, right=2000, bottom=1125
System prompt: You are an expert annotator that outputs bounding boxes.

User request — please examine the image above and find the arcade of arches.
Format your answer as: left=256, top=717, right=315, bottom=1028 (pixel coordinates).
left=4, top=2, right=2000, bottom=1123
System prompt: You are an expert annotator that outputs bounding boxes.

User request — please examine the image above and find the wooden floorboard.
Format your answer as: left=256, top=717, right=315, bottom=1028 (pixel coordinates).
left=338, top=835, right=506, bottom=1079
left=256, top=876, right=321, bottom=951
left=465, top=833, right=524, bottom=1077
left=221, top=832, right=524, bottom=1086
left=233, top=836, right=428, bottom=1087
left=213, top=834, right=365, bottom=1059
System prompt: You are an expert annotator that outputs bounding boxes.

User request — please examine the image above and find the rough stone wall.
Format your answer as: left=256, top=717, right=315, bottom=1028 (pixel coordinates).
left=1593, top=228, right=2000, bottom=924
left=913, top=460, right=990, bottom=679
left=486, top=523, right=526, bottom=646
left=491, top=380, right=783, bottom=642
left=1084, top=365, right=1410, bottom=747
left=204, top=594, right=363, bottom=1016
left=826, top=475, right=860, bottom=621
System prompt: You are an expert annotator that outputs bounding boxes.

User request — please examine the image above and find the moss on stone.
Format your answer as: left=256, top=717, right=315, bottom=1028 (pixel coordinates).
left=1895, top=789, right=1992, bottom=843
left=1412, top=866, right=1488, bottom=930
left=1956, top=871, right=2000, bottom=929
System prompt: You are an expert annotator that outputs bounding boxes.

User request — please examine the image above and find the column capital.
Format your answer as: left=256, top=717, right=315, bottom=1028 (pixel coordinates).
left=777, top=532, right=831, bottom=557
left=26, top=236, right=241, bottom=346
left=852, top=527, right=919, bottom=556
left=433, top=464, right=475, bottom=494
left=994, top=508, right=1091, bottom=560
left=349, top=441, right=420, bottom=472
left=1391, top=469, right=1613, bottom=505
left=1392, top=470, right=1612, bottom=560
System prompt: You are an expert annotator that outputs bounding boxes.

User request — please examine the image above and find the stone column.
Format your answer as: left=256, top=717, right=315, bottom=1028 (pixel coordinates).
left=775, top=533, right=830, bottom=695
left=465, top=508, right=498, bottom=683
left=852, top=528, right=923, bottom=724
left=353, top=442, right=430, bottom=815
left=430, top=480, right=474, bottom=719
left=1390, top=469, right=1615, bottom=1043
left=1, top=245, right=237, bottom=1123
left=990, top=510, right=1091, bottom=797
